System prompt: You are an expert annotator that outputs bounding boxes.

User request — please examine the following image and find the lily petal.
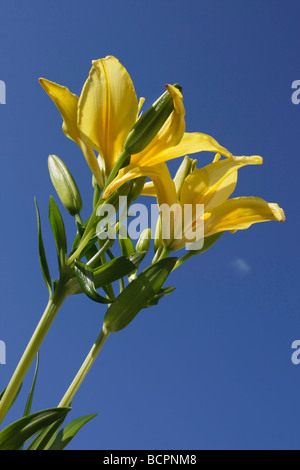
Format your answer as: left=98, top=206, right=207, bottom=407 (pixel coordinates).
left=77, top=56, right=138, bottom=174
left=39, top=78, right=103, bottom=186
left=103, top=162, right=177, bottom=207
left=204, top=197, right=285, bottom=237
left=132, top=131, right=232, bottom=167
left=39, top=78, right=80, bottom=143
left=181, top=155, right=263, bottom=210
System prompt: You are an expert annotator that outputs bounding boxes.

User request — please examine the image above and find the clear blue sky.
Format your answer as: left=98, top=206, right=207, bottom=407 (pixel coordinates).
left=0, top=0, right=299, bottom=450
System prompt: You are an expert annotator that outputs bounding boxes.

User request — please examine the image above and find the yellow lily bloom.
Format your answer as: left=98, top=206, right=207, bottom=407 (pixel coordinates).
left=108, top=154, right=285, bottom=251
left=40, top=55, right=232, bottom=191
left=39, top=56, right=139, bottom=185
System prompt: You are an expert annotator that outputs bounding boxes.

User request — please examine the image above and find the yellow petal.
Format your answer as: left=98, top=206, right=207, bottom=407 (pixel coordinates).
left=181, top=155, right=263, bottom=210
left=103, top=162, right=178, bottom=207
left=39, top=77, right=104, bottom=187
left=131, top=85, right=186, bottom=166
left=77, top=56, right=138, bottom=174
left=204, top=197, right=285, bottom=237
left=132, top=131, right=232, bottom=167
left=39, top=78, right=80, bottom=143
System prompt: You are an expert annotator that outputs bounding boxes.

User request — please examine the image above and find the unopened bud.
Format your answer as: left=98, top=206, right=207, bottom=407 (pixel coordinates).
left=124, top=83, right=182, bottom=155
left=136, top=228, right=151, bottom=253
left=48, top=154, right=82, bottom=216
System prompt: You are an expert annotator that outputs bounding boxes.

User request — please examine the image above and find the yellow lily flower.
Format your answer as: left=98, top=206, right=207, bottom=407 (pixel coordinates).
left=108, top=154, right=285, bottom=251
left=39, top=56, right=140, bottom=185
left=40, top=55, right=232, bottom=191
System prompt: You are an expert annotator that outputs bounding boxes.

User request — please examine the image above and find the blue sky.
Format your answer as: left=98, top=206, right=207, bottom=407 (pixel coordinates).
left=0, top=0, right=299, bottom=450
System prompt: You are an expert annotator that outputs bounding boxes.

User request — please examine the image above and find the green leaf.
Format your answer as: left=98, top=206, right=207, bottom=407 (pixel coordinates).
left=34, top=198, right=52, bottom=296
left=66, top=253, right=145, bottom=296
left=49, top=413, right=98, bottom=450
left=144, top=286, right=176, bottom=308
left=0, top=407, right=71, bottom=450
left=26, top=418, right=65, bottom=450
left=104, top=257, right=177, bottom=333
left=23, top=352, right=39, bottom=418
left=49, top=196, right=67, bottom=270
left=74, top=260, right=113, bottom=304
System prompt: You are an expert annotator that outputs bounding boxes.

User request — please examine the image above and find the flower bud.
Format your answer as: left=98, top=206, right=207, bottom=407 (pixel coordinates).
left=48, top=154, right=82, bottom=216
left=124, top=83, right=182, bottom=155
left=136, top=228, right=151, bottom=253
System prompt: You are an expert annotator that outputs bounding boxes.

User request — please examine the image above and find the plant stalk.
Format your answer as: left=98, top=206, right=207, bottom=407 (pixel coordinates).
left=58, top=326, right=110, bottom=408
left=0, top=278, right=68, bottom=426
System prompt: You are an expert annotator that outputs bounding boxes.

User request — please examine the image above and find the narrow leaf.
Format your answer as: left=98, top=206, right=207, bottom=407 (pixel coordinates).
left=23, top=352, right=39, bottom=417
left=104, top=257, right=177, bottom=333
left=144, top=286, right=176, bottom=308
left=34, top=198, right=52, bottom=296
left=49, top=196, right=67, bottom=270
left=0, top=407, right=71, bottom=450
left=74, top=260, right=113, bottom=304
left=26, top=418, right=65, bottom=450
left=66, top=253, right=145, bottom=296
left=49, top=413, right=98, bottom=450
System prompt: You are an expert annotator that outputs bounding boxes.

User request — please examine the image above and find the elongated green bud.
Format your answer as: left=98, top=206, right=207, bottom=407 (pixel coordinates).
left=124, top=83, right=182, bottom=155
left=136, top=228, right=151, bottom=253
left=48, top=155, right=82, bottom=216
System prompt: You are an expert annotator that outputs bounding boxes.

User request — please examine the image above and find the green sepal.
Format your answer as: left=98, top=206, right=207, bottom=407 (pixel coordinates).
left=74, top=260, right=113, bottom=304
left=0, top=407, right=71, bottom=450
left=103, top=257, right=177, bottom=333
left=49, top=196, right=67, bottom=271
left=34, top=198, right=52, bottom=296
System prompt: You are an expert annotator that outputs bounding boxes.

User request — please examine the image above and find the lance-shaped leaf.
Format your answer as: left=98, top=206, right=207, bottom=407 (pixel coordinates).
left=74, top=260, right=113, bottom=304
left=66, top=252, right=145, bottom=295
left=23, top=352, right=39, bottom=417
left=34, top=198, right=52, bottom=296
left=0, top=407, right=71, bottom=450
left=103, top=257, right=177, bottom=333
left=143, top=286, right=176, bottom=308
left=26, top=417, right=65, bottom=450
left=49, top=196, right=67, bottom=270
left=49, top=413, right=98, bottom=450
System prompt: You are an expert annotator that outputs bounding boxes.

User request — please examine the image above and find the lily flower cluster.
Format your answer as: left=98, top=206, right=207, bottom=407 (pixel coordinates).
left=40, top=55, right=284, bottom=253
left=0, top=56, right=285, bottom=450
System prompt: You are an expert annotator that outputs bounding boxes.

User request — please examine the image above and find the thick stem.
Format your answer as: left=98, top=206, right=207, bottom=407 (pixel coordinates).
left=0, top=278, right=68, bottom=426
left=58, top=326, right=110, bottom=408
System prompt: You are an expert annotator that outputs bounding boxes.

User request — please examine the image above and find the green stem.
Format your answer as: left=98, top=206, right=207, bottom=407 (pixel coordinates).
left=0, top=278, right=68, bottom=426
left=58, top=326, right=110, bottom=408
